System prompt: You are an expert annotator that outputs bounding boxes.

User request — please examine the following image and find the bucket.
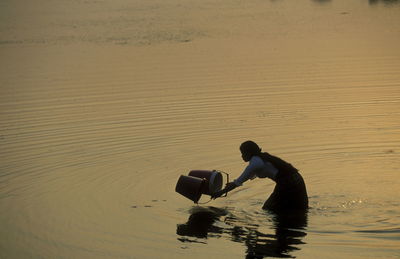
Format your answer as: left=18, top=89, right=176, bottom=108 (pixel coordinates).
left=188, top=170, right=223, bottom=195
left=175, top=175, right=205, bottom=203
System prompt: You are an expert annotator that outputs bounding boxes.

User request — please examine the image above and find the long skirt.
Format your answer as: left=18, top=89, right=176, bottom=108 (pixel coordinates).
left=262, top=171, right=308, bottom=211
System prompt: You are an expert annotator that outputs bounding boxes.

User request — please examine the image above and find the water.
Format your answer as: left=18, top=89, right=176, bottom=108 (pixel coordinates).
left=1, top=0, right=399, bottom=258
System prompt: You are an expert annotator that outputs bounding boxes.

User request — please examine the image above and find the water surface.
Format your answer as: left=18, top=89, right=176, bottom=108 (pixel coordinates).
left=1, top=0, right=399, bottom=258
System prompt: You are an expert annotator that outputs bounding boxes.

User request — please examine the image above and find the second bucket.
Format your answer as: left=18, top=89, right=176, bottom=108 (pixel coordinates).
left=175, top=175, right=205, bottom=203
left=188, top=170, right=225, bottom=195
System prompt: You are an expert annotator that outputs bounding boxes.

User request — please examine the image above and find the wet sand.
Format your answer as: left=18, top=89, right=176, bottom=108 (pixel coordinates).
left=1, top=0, right=400, bottom=258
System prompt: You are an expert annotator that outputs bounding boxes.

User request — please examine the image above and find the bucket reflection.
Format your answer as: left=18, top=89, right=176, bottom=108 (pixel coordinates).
left=177, top=206, right=308, bottom=258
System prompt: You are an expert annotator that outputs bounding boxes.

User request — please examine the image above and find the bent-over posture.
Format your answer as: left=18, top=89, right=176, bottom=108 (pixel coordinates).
left=212, top=141, right=308, bottom=211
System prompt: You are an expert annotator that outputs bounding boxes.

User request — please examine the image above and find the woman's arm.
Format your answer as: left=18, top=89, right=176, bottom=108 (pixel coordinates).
left=233, top=156, right=264, bottom=186
left=211, top=156, right=264, bottom=199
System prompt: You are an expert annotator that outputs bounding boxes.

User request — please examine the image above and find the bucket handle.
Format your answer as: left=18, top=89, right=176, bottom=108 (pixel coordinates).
left=215, top=170, right=229, bottom=197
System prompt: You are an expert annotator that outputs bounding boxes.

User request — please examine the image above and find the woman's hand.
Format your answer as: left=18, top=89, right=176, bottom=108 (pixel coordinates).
left=211, top=182, right=237, bottom=199
left=211, top=190, right=225, bottom=199
left=225, top=182, right=237, bottom=190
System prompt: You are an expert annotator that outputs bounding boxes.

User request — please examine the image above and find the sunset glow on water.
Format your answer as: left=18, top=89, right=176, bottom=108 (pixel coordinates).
left=1, top=0, right=399, bottom=258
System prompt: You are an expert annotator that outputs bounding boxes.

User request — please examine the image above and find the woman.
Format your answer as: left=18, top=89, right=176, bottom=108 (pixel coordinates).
left=212, top=141, right=308, bottom=211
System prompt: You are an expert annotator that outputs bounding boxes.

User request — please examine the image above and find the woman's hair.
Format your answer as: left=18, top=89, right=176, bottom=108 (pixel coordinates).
left=240, top=140, right=262, bottom=157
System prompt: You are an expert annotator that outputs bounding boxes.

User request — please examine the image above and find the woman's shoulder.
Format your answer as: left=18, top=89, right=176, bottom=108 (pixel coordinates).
left=250, top=156, right=265, bottom=166
left=251, top=155, right=263, bottom=160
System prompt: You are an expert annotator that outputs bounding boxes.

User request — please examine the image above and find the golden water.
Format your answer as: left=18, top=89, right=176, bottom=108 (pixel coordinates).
left=1, top=0, right=399, bottom=258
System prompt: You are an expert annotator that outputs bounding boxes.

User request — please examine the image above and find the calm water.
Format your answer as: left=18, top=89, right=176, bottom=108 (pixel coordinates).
left=1, top=0, right=399, bottom=258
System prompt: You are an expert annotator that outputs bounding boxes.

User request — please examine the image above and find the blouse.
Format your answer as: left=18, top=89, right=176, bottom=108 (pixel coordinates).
left=233, top=156, right=279, bottom=186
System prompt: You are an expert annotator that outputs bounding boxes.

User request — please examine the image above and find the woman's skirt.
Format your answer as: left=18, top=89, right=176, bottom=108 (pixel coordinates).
left=263, top=171, right=308, bottom=211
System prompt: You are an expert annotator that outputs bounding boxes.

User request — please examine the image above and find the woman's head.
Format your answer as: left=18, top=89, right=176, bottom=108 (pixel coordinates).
left=240, top=140, right=262, bottom=162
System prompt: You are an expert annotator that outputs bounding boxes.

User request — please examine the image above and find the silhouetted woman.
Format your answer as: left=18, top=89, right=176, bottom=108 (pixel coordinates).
left=212, top=141, right=308, bottom=211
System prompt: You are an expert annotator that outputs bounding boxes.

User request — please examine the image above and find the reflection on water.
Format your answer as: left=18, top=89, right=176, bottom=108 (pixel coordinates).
left=177, top=207, right=227, bottom=241
left=177, top=207, right=308, bottom=258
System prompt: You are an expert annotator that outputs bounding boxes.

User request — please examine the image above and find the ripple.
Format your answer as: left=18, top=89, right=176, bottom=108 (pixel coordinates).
left=1, top=0, right=400, bottom=257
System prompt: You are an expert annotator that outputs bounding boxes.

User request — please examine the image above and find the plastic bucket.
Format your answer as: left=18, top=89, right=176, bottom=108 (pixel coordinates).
left=175, top=175, right=205, bottom=203
left=188, top=170, right=223, bottom=195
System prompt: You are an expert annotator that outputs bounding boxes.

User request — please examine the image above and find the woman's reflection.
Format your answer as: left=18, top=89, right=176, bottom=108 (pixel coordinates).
left=177, top=206, right=308, bottom=258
